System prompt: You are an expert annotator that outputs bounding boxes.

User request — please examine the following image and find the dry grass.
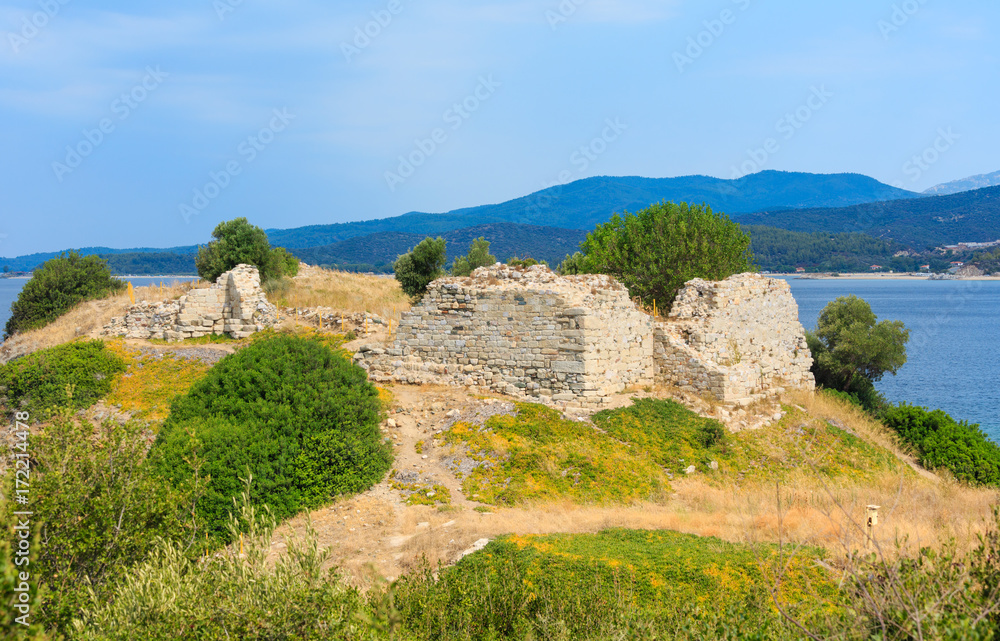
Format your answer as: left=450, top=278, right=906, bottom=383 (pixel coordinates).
left=276, top=265, right=411, bottom=322
left=0, top=280, right=195, bottom=364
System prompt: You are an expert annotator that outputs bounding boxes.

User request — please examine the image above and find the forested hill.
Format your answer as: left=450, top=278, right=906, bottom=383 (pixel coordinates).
left=265, top=171, right=919, bottom=248
left=737, top=185, right=1000, bottom=249
left=291, top=223, right=588, bottom=272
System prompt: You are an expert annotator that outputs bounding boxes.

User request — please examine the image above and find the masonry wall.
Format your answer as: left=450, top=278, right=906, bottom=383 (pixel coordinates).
left=359, top=265, right=654, bottom=405
left=359, top=267, right=814, bottom=408
left=654, top=274, right=814, bottom=403
left=103, top=264, right=278, bottom=341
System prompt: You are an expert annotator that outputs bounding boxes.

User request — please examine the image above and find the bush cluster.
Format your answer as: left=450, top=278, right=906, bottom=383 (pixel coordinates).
left=0, top=340, right=126, bottom=420
left=394, top=236, right=446, bottom=299
left=881, top=404, right=1000, bottom=486
left=566, top=201, right=756, bottom=313
left=4, top=252, right=126, bottom=338
left=150, top=335, right=392, bottom=536
left=195, top=217, right=300, bottom=283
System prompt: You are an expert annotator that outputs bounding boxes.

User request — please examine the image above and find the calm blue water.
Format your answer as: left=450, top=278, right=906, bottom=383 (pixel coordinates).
left=0, top=276, right=198, bottom=344
left=2, top=275, right=997, bottom=441
left=785, top=278, right=1000, bottom=443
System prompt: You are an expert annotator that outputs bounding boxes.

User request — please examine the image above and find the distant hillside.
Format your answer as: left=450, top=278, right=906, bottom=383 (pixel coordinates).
left=0, top=245, right=198, bottom=273
left=266, top=171, right=919, bottom=248
left=738, top=185, right=1000, bottom=249
left=925, top=170, right=1000, bottom=196
left=291, top=223, right=588, bottom=271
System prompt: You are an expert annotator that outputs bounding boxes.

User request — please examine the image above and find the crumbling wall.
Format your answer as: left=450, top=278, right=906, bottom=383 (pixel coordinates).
left=654, top=274, right=814, bottom=403
left=103, top=264, right=277, bottom=341
left=359, top=267, right=814, bottom=408
left=358, top=265, right=654, bottom=406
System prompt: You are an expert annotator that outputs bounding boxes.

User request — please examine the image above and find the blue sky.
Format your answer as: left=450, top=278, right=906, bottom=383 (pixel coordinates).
left=0, top=0, right=997, bottom=255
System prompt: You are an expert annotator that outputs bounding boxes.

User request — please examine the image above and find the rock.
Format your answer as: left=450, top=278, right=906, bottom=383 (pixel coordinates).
left=386, top=419, right=397, bottom=429
left=446, top=409, right=461, bottom=418
left=458, top=538, right=491, bottom=560
left=709, top=461, right=719, bottom=471
left=684, top=465, right=697, bottom=475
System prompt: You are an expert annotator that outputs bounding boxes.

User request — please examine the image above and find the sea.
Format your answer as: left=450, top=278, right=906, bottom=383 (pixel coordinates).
left=1, top=275, right=997, bottom=442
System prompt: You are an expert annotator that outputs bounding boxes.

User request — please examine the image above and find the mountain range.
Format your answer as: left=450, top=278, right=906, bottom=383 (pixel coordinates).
left=924, top=170, right=1000, bottom=196
left=265, top=171, right=919, bottom=248
left=4, top=170, right=999, bottom=274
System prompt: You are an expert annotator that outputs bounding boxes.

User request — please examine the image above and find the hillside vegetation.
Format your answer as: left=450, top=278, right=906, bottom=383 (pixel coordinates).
left=739, top=185, right=1000, bottom=249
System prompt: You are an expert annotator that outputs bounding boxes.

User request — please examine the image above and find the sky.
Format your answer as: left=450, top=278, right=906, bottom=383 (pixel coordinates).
left=0, top=0, right=997, bottom=256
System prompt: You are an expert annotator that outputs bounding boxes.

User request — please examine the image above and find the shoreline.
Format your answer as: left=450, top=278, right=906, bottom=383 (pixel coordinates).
left=778, top=273, right=1000, bottom=281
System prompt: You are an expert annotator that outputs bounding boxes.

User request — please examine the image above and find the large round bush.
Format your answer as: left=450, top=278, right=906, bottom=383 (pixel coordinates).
left=150, top=335, right=391, bottom=536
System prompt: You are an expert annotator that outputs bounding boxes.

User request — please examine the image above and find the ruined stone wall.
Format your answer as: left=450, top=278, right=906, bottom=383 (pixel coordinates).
left=358, top=265, right=653, bottom=406
left=103, top=264, right=277, bottom=341
left=654, top=274, right=814, bottom=403
left=359, top=267, right=814, bottom=409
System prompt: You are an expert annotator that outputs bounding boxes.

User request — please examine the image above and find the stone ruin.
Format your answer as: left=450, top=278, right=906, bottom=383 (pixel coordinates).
left=357, top=265, right=814, bottom=409
left=102, top=264, right=278, bottom=341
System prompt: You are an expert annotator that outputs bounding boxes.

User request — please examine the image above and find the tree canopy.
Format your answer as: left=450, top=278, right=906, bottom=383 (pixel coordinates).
left=394, top=237, right=447, bottom=299
left=4, top=252, right=126, bottom=338
left=807, top=295, right=909, bottom=408
left=566, top=201, right=755, bottom=312
left=451, top=237, right=497, bottom=277
left=195, top=217, right=299, bottom=283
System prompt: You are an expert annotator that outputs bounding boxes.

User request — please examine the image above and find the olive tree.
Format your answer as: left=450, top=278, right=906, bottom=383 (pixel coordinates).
left=574, top=201, right=755, bottom=312
left=394, top=237, right=447, bottom=299
left=451, top=237, right=497, bottom=277
left=807, top=295, right=909, bottom=406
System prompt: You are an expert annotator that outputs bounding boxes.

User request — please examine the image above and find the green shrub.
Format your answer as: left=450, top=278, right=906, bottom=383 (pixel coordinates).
left=0, top=340, right=126, bottom=420
left=506, top=256, right=546, bottom=268
left=394, top=237, right=446, bottom=299
left=25, top=411, right=199, bottom=633
left=451, top=237, right=496, bottom=277
left=1, top=490, right=47, bottom=640
left=4, top=252, right=126, bottom=338
left=150, top=335, right=392, bottom=536
left=73, top=484, right=367, bottom=641
left=388, top=529, right=840, bottom=640
left=880, top=404, right=1000, bottom=486
left=807, top=296, right=908, bottom=413
left=195, top=217, right=298, bottom=282
left=572, top=201, right=756, bottom=313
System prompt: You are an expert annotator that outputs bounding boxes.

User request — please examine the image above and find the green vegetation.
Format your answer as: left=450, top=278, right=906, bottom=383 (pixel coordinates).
left=443, top=399, right=904, bottom=508
left=881, top=404, right=1000, bottom=486
left=389, top=529, right=840, bottom=640
left=72, top=485, right=365, bottom=641
left=442, top=402, right=671, bottom=506
left=450, top=237, right=497, bottom=276
left=569, top=201, right=756, bottom=312
left=20, top=410, right=199, bottom=632
left=150, top=335, right=392, bottom=537
left=394, top=236, right=447, bottom=299
left=98, top=251, right=197, bottom=275
left=104, top=340, right=213, bottom=422
left=3, top=251, right=126, bottom=338
left=195, top=217, right=300, bottom=283
left=505, top=256, right=546, bottom=268
left=807, top=296, right=908, bottom=412
left=0, top=340, right=126, bottom=421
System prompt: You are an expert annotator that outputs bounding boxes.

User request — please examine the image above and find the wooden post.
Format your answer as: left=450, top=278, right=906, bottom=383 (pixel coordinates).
left=866, top=505, right=880, bottom=549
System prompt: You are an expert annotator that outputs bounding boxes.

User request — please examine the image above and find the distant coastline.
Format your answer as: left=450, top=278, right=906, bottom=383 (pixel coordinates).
left=787, top=273, right=1000, bottom=281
